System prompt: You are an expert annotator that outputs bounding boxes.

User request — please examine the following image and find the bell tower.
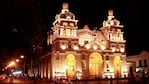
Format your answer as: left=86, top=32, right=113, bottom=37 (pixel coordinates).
left=47, top=3, right=79, bottom=78
left=101, top=10, right=126, bottom=53
left=52, top=2, right=78, bottom=38
left=47, top=2, right=79, bottom=52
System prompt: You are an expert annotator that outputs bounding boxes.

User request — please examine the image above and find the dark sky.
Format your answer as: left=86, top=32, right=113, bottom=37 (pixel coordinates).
left=0, top=0, right=149, bottom=56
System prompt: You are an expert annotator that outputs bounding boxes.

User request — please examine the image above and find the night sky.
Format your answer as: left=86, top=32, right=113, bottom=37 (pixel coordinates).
left=0, top=0, right=149, bottom=56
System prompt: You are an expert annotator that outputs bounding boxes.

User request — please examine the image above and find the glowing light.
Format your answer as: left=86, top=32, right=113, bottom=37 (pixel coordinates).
left=74, top=30, right=77, bottom=36
left=66, top=16, right=71, bottom=19
left=136, top=68, right=141, bottom=72
left=104, top=72, right=114, bottom=78
left=110, top=21, right=114, bottom=25
left=116, top=48, right=119, bottom=52
left=12, top=71, right=22, bottom=75
left=89, top=63, right=92, bottom=66
left=15, top=59, right=20, bottom=62
left=55, top=72, right=66, bottom=78
left=7, top=61, right=15, bottom=67
left=61, top=44, right=66, bottom=50
left=5, top=67, right=7, bottom=69
left=73, top=45, right=79, bottom=50
left=2, top=69, right=4, bottom=71
left=89, top=52, right=103, bottom=76
left=101, top=45, right=106, bottom=50
left=65, top=66, right=68, bottom=69
left=66, top=54, right=75, bottom=77
left=20, top=55, right=24, bottom=59
left=111, top=47, right=115, bottom=52
left=76, top=71, right=82, bottom=79
left=93, top=45, right=98, bottom=50
left=10, top=61, right=15, bottom=66
left=85, top=44, right=90, bottom=49
left=120, top=48, right=125, bottom=52
left=66, top=29, right=70, bottom=36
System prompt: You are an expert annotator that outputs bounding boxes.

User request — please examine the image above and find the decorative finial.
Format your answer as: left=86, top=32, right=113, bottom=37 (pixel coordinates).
left=108, top=10, right=113, bottom=16
left=62, top=2, right=69, bottom=9
left=108, top=9, right=114, bottom=20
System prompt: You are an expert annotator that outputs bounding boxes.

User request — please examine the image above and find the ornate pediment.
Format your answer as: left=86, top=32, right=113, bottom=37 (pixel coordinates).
left=85, top=40, right=106, bottom=50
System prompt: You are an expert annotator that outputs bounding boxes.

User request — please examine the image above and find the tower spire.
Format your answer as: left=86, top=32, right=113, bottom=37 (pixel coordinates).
left=61, top=2, right=69, bottom=13
left=108, top=10, right=113, bottom=16
left=62, top=2, right=69, bottom=9
left=108, top=9, right=114, bottom=20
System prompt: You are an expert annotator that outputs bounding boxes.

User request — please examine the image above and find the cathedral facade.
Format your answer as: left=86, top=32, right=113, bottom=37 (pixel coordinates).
left=38, top=3, right=136, bottom=80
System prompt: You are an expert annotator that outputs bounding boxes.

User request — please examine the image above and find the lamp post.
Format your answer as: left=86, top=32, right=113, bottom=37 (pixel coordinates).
left=20, top=55, right=25, bottom=76
left=4, top=61, right=16, bottom=77
left=15, top=59, right=20, bottom=63
left=4, top=56, right=27, bottom=77
left=8, top=61, right=16, bottom=68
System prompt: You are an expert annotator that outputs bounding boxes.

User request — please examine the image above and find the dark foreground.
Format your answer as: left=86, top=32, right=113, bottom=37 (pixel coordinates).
left=0, top=78, right=149, bottom=84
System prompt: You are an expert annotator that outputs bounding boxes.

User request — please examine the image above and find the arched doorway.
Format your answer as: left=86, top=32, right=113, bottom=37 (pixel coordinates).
left=65, top=54, right=76, bottom=78
left=89, top=52, right=103, bottom=78
left=113, top=56, right=121, bottom=78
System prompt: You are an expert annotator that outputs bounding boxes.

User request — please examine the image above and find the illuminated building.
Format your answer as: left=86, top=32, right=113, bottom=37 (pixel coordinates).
left=38, top=3, right=136, bottom=79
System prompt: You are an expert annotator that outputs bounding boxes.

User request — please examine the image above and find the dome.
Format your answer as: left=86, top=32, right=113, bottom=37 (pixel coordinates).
left=57, top=3, right=75, bottom=20
left=59, top=12, right=75, bottom=19
left=103, top=10, right=121, bottom=27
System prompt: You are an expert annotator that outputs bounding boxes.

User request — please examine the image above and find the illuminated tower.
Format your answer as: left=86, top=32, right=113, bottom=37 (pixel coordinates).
left=101, top=10, right=126, bottom=78
left=52, top=3, right=78, bottom=38
left=49, top=3, right=79, bottom=79
left=101, top=10, right=125, bottom=53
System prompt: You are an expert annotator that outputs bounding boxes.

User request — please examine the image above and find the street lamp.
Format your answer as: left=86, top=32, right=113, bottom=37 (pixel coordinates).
left=15, top=59, right=20, bottom=63
left=8, top=61, right=15, bottom=67
left=20, top=55, right=24, bottom=59
left=4, top=61, right=16, bottom=76
left=20, top=55, right=25, bottom=76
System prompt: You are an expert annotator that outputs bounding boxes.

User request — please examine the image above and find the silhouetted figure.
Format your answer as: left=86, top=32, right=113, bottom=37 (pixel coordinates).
left=110, top=77, right=113, bottom=84
left=129, top=67, right=135, bottom=84
left=129, top=75, right=136, bottom=84
left=135, top=75, right=141, bottom=84
left=142, top=75, right=147, bottom=84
